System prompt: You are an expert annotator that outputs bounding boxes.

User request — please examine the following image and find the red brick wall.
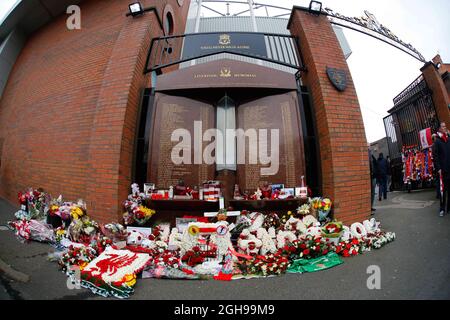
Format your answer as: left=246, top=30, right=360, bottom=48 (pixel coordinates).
left=421, top=62, right=450, bottom=126
left=0, top=0, right=190, bottom=222
left=288, top=8, right=371, bottom=225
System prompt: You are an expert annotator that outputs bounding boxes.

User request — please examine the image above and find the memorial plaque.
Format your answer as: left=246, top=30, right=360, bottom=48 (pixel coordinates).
left=148, top=93, right=215, bottom=188
left=237, top=92, right=305, bottom=191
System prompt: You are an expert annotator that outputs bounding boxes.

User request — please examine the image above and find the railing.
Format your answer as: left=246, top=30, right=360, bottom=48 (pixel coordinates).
left=384, top=75, right=439, bottom=161
left=392, top=74, right=425, bottom=106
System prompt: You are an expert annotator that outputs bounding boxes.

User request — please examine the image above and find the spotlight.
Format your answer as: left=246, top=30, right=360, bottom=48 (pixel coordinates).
left=309, top=1, right=322, bottom=15
left=129, top=2, right=144, bottom=17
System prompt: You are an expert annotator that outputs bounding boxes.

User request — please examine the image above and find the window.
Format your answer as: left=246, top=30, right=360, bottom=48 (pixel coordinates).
left=216, top=94, right=236, bottom=171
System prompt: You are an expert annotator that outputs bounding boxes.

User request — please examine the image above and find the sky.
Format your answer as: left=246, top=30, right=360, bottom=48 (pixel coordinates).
left=0, top=0, right=449, bottom=143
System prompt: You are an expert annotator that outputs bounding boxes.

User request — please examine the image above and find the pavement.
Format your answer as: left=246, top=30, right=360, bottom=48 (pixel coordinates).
left=0, top=189, right=449, bottom=300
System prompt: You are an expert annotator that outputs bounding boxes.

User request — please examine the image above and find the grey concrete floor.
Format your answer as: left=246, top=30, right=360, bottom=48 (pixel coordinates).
left=0, top=189, right=449, bottom=300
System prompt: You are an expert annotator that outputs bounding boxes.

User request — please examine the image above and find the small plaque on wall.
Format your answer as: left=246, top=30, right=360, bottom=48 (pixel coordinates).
left=326, top=66, right=347, bottom=91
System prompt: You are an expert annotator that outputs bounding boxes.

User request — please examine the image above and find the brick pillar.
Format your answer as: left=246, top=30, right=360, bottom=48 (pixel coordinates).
left=420, top=61, right=450, bottom=126
left=288, top=7, right=370, bottom=224
left=85, top=14, right=156, bottom=223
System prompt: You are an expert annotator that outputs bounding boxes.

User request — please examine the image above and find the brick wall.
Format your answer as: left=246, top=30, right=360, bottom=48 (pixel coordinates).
left=288, top=8, right=371, bottom=225
left=0, top=0, right=190, bottom=222
left=421, top=62, right=450, bottom=126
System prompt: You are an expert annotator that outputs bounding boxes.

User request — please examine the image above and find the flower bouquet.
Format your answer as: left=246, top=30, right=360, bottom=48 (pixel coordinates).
left=309, top=197, right=321, bottom=218
left=16, top=188, right=49, bottom=220
left=68, top=215, right=99, bottom=244
left=262, top=212, right=281, bottom=229
left=296, top=203, right=311, bottom=217
left=181, top=246, right=217, bottom=267
left=318, top=198, right=332, bottom=222
left=321, top=221, right=343, bottom=245
left=364, top=231, right=396, bottom=249
left=58, top=245, right=97, bottom=273
left=123, top=200, right=156, bottom=226
left=286, top=235, right=331, bottom=260
left=235, top=252, right=289, bottom=277
left=8, top=219, right=55, bottom=243
left=333, top=237, right=367, bottom=257
left=100, top=223, right=127, bottom=243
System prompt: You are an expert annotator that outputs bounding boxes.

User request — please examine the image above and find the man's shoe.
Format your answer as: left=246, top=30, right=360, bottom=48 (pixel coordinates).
left=371, top=208, right=376, bottom=211
left=440, top=210, right=444, bottom=217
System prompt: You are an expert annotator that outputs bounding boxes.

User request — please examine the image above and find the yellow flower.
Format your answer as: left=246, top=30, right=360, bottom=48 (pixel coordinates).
left=51, top=205, right=59, bottom=212
left=79, top=262, right=88, bottom=271
left=71, top=206, right=84, bottom=220
left=121, top=274, right=137, bottom=287
left=139, top=206, right=155, bottom=217
left=56, top=229, right=66, bottom=236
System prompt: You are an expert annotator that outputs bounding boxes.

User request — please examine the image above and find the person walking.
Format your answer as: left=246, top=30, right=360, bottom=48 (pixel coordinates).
left=369, top=149, right=377, bottom=213
left=377, top=153, right=388, bottom=201
left=432, top=134, right=440, bottom=199
left=386, top=156, right=392, bottom=192
left=433, top=122, right=450, bottom=217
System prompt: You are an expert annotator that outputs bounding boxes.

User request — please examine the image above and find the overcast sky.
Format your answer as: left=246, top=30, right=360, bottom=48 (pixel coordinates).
left=1, top=0, right=449, bottom=143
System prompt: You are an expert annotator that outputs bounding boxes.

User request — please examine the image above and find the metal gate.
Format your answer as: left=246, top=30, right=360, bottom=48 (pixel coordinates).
left=383, top=74, right=439, bottom=190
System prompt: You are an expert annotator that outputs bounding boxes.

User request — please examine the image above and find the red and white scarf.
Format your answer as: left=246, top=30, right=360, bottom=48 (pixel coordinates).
left=437, top=131, right=449, bottom=143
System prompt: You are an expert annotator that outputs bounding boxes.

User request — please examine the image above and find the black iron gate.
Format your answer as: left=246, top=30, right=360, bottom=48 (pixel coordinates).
left=383, top=74, right=439, bottom=190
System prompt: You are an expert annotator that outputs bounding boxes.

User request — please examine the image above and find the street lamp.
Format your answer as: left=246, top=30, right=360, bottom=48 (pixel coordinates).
left=309, top=1, right=322, bottom=15
left=129, top=2, right=144, bottom=17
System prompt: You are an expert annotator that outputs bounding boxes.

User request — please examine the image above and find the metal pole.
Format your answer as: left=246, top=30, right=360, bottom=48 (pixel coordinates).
left=247, top=0, right=262, bottom=65
left=192, top=0, right=203, bottom=66
left=247, top=0, right=258, bottom=32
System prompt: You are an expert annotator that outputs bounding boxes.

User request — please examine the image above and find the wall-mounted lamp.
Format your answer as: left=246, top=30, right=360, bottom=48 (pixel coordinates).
left=309, top=1, right=323, bottom=15
left=129, top=2, right=144, bottom=17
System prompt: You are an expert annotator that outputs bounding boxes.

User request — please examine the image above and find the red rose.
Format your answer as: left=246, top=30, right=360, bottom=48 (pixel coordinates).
left=346, top=243, right=352, bottom=250
left=300, top=243, right=307, bottom=249
left=193, top=246, right=200, bottom=252
left=343, top=250, right=350, bottom=257
left=303, top=249, right=310, bottom=255
left=352, top=239, right=359, bottom=245
left=322, top=249, right=328, bottom=255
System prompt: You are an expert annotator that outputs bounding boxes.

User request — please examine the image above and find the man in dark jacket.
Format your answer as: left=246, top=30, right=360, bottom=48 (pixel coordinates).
left=433, top=122, right=450, bottom=216
left=377, top=153, right=388, bottom=201
left=369, top=149, right=377, bottom=212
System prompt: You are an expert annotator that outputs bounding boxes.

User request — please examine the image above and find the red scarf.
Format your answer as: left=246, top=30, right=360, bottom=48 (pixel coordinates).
left=438, top=131, right=448, bottom=143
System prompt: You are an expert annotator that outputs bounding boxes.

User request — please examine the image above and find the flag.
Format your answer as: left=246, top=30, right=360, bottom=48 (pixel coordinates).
left=419, top=128, right=432, bottom=149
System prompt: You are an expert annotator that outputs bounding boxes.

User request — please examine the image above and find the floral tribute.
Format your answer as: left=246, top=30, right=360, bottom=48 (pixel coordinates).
left=7, top=184, right=397, bottom=299
left=80, top=247, right=150, bottom=299
left=16, top=188, right=49, bottom=220
left=122, top=184, right=156, bottom=226
left=235, top=252, right=289, bottom=277
left=181, top=246, right=217, bottom=267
